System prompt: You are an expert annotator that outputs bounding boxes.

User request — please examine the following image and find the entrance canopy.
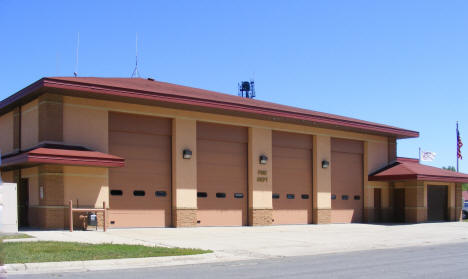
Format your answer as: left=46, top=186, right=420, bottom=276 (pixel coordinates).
left=0, top=143, right=124, bottom=170
left=369, top=157, right=468, bottom=183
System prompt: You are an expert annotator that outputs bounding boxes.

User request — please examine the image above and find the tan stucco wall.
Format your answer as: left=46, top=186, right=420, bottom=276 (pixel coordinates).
left=172, top=118, right=197, bottom=209
left=248, top=127, right=273, bottom=209
left=313, top=135, right=331, bottom=210
left=62, top=96, right=388, bottom=145
left=0, top=111, right=14, bottom=154
left=21, top=99, right=39, bottom=150
left=63, top=166, right=109, bottom=208
left=63, top=100, right=108, bottom=152
left=367, top=140, right=389, bottom=174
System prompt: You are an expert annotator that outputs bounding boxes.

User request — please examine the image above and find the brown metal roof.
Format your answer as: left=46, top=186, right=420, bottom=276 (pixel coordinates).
left=0, top=77, right=419, bottom=139
left=369, top=158, right=468, bottom=183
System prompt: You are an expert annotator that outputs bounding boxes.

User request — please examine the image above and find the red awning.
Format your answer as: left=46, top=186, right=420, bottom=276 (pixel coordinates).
left=369, top=157, right=468, bottom=183
left=1, top=148, right=124, bottom=169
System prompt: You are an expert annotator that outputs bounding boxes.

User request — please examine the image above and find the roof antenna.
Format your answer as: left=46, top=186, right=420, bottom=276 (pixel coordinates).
left=131, top=33, right=141, bottom=78
left=74, top=32, right=79, bottom=77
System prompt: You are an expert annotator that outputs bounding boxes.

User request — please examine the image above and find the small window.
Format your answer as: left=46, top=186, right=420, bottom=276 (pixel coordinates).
left=301, top=194, right=310, bottom=199
left=110, top=221, right=115, bottom=224
left=354, top=195, right=360, bottom=200
left=331, top=194, right=336, bottom=200
left=155, top=191, right=167, bottom=197
left=342, top=195, right=349, bottom=200
left=197, top=192, right=208, bottom=198
left=133, top=190, right=145, bottom=197
left=216, top=192, right=226, bottom=198
left=234, top=193, right=244, bottom=199
left=110, top=190, right=123, bottom=196
left=287, top=194, right=295, bottom=199
left=272, top=193, right=280, bottom=199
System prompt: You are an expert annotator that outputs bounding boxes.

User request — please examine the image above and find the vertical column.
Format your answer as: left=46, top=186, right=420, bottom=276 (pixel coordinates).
left=13, top=107, right=20, bottom=152
left=37, top=165, right=66, bottom=228
left=38, top=94, right=63, bottom=143
left=313, top=135, right=331, bottom=224
left=455, top=183, right=463, bottom=221
left=363, top=141, right=373, bottom=222
left=448, top=183, right=455, bottom=220
left=171, top=118, right=197, bottom=227
left=388, top=137, right=397, bottom=162
left=404, top=181, right=426, bottom=222
left=248, top=127, right=273, bottom=226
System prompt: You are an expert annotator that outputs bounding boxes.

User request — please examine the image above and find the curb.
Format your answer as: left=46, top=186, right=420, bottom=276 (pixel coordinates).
left=4, top=252, right=257, bottom=275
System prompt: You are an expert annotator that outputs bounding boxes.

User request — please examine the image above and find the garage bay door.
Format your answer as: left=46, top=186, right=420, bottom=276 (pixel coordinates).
left=427, top=185, right=448, bottom=221
left=109, top=112, right=172, bottom=228
left=331, top=138, right=363, bottom=223
left=197, top=122, right=248, bottom=226
left=272, top=131, right=313, bottom=224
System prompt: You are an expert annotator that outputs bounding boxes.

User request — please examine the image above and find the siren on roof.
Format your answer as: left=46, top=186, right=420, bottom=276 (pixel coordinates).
left=238, top=80, right=255, bottom=99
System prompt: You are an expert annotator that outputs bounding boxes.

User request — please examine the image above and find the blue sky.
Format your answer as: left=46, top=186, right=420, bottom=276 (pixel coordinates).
left=0, top=1, right=467, bottom=172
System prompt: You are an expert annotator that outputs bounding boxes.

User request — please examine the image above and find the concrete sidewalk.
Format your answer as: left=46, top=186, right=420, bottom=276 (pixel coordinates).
left=5, top=222, right=468, bottom=274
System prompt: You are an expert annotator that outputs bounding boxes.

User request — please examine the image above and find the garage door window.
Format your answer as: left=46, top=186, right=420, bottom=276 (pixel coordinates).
left=197, top=192, right=208, bottom=198
left=216, top=192, right=226, bottom=198
left=155, top=191, right=167, bottom=197
left=354, top=195, right=360, bottom=200
left=110, top=190, right=123, bottom=196
left=301, top=194, right=309, bottom=199
left=133, top=190, right=145, bottom=197
left=331, top=194, right=336, bottom=200
left=272, top=193, right=280, bottom=199
left=287, top=194, right=295, bottom=199
left=341, top=195, right=349, bottom=200
left=234, top=193, right=244, bottom=198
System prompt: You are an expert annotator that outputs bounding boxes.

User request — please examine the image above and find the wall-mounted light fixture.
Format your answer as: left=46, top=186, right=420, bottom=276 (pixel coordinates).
left=322, top=160, right=330, bottom=169
left=183, top=149, right=192, bottom=159
left=259, top=155, right=268, bottom=165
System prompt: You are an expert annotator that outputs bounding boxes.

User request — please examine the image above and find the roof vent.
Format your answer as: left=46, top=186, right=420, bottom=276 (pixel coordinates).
left=147, top=78, right=154, bottom=81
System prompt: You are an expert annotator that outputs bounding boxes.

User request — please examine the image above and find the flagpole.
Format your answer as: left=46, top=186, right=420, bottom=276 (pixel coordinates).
left=457, top=121, right=459, bottom=172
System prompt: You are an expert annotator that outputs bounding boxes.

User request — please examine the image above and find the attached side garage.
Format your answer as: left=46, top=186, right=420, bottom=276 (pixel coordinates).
left=331, top=138, right=364, bottom=223
left=108, top=112, right=172, bottom=228
left=272, top=131, right=313, bottom=224
left=370, top=157, right=468, bottom=223
left=196, top=122, right=248, bottom=226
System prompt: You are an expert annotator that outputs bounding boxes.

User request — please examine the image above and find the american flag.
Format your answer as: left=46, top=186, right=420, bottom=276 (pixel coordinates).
left=458, top=124, right=463, bottom=159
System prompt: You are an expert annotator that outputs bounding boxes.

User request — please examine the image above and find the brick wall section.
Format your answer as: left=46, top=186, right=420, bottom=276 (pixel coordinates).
left=249, top=209, right=273, bottom=226
left=39, top=165, right=64, bottom=206
left=455, top=183, right=462, bottom=221
left=38, top=93, right=63, bottom=142
left=173, top=209, right=197, bottom=227
left=29, top=207, right=66, bottom=229
left=314, top=209, right=331, bottom=224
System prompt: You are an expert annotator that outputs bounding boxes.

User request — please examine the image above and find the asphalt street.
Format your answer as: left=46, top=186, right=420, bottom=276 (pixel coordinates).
left=9, top=242, right=468, bottom=279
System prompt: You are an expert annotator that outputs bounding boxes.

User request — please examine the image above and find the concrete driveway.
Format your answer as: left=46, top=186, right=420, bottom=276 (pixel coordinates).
left=22, top=222, right=468, bottom=260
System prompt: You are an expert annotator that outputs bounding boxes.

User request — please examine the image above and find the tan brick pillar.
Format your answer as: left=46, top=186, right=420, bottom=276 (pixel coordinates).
left=171, top=118, right=197, bottom=227
left=404, top=181, right=426, bottom=223
left=313, top=135, right=331, bottom=224
left=38, top=94, right=63, bottom=143
left=37, top=165, right=66, bottom=229
left=248, top=127, right=273, bottom=226
left=455, top=183, right=462, bottom=221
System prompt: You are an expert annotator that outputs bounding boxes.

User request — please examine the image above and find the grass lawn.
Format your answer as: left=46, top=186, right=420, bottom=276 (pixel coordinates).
left=0, top=241, right=211, bottom=264
left=0, top=233, right=33, bottom=241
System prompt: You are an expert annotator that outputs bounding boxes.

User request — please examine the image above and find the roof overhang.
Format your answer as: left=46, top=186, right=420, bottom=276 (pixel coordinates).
left=1, top=147, right=125, bottom=170
left=0, top=77, right=420, bottom=139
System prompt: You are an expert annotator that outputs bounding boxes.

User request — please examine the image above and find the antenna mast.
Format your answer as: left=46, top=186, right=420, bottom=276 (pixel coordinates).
left=74, top=32, right=79, bottom=77
left=131, top=33, right=141, bottom=78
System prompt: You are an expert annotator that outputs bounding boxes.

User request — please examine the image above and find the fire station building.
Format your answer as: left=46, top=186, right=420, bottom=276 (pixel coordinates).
left=0, top=77, right=466, bottom=229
